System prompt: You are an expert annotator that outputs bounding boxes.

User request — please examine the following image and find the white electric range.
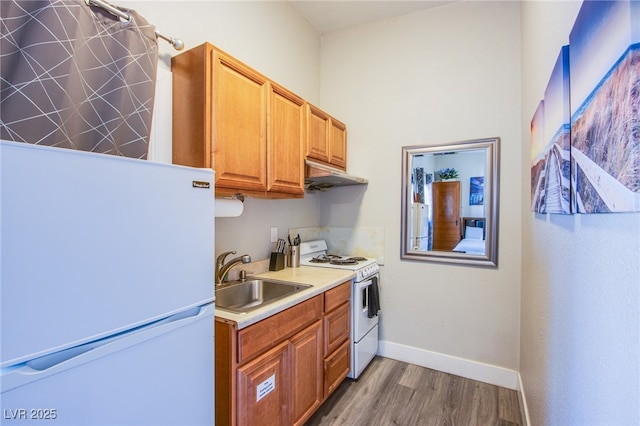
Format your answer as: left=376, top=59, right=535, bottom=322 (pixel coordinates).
left=299, top=240, right=380, bottom=379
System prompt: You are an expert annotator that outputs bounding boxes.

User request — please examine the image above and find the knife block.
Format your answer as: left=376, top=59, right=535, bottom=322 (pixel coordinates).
left=269, top=252, right=285, bottom=271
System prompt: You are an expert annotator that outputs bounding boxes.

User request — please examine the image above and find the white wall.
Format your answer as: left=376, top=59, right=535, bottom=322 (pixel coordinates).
left=136, top=0, right=523, bottom=387
left=133, top=0, right=320, bottom=101
left=318, top=1, right=523, bottom=387
left=129, top=0, right=324, bottom=261
left=520, top=2, right=640, bottom=425
left=126, top=3, right=640, bottom=421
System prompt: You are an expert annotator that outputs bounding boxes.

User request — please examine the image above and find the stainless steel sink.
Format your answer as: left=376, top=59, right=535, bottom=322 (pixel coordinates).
left=215, top=279, right=311, bottom=314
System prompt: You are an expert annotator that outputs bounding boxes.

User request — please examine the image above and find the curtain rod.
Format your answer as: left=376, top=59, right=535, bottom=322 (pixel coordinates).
left=85, top=0, right=184, bottom=50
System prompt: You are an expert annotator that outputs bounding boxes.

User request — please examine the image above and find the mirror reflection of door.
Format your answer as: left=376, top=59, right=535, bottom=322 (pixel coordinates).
left=432, top=181, right=461, bottom=251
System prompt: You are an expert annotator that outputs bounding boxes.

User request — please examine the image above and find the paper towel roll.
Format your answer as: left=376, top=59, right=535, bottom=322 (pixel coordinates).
left=215, top=198, right=244, bottom=217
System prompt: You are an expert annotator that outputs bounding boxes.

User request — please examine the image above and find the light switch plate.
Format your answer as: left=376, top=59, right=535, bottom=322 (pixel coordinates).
left=270, top=227, right=278, bottom=243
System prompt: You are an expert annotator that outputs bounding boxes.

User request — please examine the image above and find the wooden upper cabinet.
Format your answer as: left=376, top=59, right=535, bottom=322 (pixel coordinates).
left=171, top=43, right=304, bottom=198
left=306, top=103, right=347, bottom=171
left=171, top=43, right=210, bottom=169
left=267, top=82, right=305, bottom=195
left=306, top=104, right=330, bottom=164
left=212, top=49, right=268, bottom=193
left=329, top=117, right=347, bottom=170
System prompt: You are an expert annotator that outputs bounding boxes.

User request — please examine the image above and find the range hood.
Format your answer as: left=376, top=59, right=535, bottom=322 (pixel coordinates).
left=305, top=159, right=368, bottom=191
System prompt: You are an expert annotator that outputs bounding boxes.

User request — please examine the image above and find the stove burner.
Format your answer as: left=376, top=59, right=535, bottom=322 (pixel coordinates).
left=309, top=254, right=342, bottom=263
left=306, top=254, right=371, bottom=266
left=330, top=258, right=359, bottom=265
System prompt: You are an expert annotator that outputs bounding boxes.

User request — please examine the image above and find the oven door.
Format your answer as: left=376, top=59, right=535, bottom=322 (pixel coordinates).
left=350, top=275, right=380, bottom=379
left=352, top=275, right=379, bottom=343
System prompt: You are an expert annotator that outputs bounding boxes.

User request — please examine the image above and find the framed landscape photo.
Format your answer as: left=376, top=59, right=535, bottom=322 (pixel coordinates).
left=569, top=0, right=640, bottom=213
left=530, top=0, right=639, bottom=214
left=469, top=176, right=484, bottom=206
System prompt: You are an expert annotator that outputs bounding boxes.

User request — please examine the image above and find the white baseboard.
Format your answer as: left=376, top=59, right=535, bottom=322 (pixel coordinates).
left=378, top=340, right=519, bottom=390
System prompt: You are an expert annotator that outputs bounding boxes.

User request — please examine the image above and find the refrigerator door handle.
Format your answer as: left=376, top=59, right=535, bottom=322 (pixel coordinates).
left=1, top=303, right=214, bottom=393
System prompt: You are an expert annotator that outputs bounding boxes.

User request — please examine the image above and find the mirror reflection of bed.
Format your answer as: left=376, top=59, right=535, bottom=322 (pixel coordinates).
left=453, top=217, right=486, bottom=255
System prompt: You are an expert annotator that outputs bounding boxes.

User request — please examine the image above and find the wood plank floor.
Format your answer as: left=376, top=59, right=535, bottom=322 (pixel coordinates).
left=306, top=356, right=521, bottom=426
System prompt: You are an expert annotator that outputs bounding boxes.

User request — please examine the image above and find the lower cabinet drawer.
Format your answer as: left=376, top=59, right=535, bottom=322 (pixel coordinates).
left=238, top=295, right=322, bottom=364
left=324, top=281, right=350, bottom=312
left=324, top=301, right=350, bottom=355
left=323, top=339, right=350, bottom=398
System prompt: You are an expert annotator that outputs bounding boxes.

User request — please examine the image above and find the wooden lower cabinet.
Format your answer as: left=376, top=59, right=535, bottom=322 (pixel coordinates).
left=216, top=282, right=352, bottom=425
left=290, top=321, right=323, bottom=426
left=322, top=282, right=351, bottom=400
left=324, top=339, right=350, bottom=398
left=323, top=301, right=350, bottom=356
left=237, top=340, right=290, bottom=426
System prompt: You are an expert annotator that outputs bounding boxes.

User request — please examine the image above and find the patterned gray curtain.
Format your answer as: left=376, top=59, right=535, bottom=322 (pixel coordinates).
left=0, top=0, right=158, bottom=159
left=415, top=167, right=425, bottom=203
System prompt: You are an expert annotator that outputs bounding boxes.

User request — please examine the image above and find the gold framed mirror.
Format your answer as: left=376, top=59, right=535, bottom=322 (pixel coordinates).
left=401, top=137, right=499, bottom=266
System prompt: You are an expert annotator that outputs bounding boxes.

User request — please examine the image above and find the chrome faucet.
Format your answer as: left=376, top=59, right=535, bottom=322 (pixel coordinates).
left=216, top=251, right=251, bottom=285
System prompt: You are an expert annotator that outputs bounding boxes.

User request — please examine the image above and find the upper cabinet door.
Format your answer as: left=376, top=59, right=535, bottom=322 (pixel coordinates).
left=268, top=82, right=305, bottom=196
left=329, top=117, right=347, bottom=170
left=212, top=50, right=268, bottom=193
left=306, top=103, right=347, bottom=171
left=306, top=103, right=330, bottom=164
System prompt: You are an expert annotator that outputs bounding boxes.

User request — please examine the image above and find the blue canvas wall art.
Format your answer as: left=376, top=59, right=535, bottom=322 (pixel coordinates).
left=570, top=0, right=639, bottom=213
left=530, top=0, right=639, bottom=214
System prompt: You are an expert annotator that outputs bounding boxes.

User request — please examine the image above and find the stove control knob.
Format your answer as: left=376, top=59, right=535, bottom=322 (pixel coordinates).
left=358, top=264, right=378, bottom=281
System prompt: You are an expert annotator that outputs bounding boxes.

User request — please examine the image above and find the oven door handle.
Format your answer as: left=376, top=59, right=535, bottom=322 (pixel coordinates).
left=354, top=274, right=379, bottom=290
left=355, top=279, right=373, bottom=290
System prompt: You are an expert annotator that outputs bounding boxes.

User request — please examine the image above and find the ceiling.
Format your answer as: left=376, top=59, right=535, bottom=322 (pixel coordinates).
left=288, top=1, right=456, bottom=34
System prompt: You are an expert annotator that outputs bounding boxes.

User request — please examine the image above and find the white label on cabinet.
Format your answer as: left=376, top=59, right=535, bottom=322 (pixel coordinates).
left=256, top=374, right=276, bottom=402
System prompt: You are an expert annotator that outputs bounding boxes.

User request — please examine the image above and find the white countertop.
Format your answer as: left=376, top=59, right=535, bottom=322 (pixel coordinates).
left=214, top=266, right=355, bottom=329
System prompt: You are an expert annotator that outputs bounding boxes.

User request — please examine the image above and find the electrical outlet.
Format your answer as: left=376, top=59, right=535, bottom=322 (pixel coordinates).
left=270, top=226, right=278, bottom=243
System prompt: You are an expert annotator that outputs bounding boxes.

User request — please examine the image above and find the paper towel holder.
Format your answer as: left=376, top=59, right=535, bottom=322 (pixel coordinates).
left=215, top=196, right=245, bottom=218
left=232, top=193, right=245, bottom=202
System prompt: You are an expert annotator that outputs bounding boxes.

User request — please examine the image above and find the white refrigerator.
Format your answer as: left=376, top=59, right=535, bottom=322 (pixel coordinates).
left=1, top=141, right=215, bottom=425
left=410, top=202, right=431, bottom=251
